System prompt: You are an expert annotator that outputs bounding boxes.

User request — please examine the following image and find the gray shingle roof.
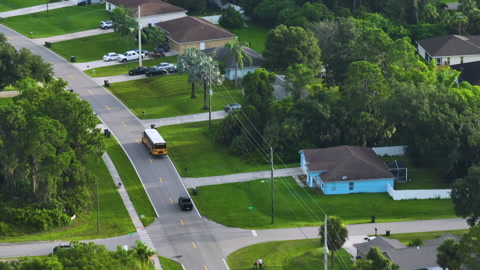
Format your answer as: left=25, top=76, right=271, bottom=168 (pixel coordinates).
left=106, top=0, right=186, bottom=17
left=202, top=46, right=264, bottom=69
left=416, top=35, right=480, bottom=57
left=302, top=146, right=395, bottom=182
left=155, top=16, right=236, bottom=44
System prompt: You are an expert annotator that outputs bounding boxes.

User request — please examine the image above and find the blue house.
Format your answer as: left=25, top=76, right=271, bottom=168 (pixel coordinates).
left=299, top=146, right=395, bottom=195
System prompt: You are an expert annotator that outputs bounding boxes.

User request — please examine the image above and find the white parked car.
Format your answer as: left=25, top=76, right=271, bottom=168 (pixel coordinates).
left=103, top=52, right=118, bottom=61
left=156, top=62, right=175, bottom=72
left=117, top=50, right=145, bottom=63
left=100, top=20, right=113, bottom=29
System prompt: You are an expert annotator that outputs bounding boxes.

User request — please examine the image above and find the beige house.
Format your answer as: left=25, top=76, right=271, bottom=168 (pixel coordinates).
left=104, top=0, right=187, bottom=27
left=155, top=16, right=236, bottom=54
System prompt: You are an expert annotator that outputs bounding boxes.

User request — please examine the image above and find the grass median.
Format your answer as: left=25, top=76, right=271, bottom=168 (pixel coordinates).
left=0, top=0, right=62, bottom=12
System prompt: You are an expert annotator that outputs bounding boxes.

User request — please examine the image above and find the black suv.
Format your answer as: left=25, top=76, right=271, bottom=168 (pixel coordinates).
left=129, top=66, right=148, bottom=76
left=145, top=66, right=167, bottom=77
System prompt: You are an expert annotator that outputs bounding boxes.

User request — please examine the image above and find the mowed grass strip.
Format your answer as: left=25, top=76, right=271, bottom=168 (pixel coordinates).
left=159, top=120, right=279, bottom=177
left=227, top=239, right=352, bottom=270
left=108, top=75, right=244, bottom=118
left=104, top=136, right=157, bottom=226
left=232, top=22, right=269, bottom=55
left=1, top=4, right=108, bottom=38
left=192, top=177, right=456, bottom=229
left=0, top=0, right=60, bottom=12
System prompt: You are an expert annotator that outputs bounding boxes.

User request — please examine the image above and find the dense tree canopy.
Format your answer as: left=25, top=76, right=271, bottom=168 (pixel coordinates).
left=0, top=78, right=104, bottom=232
left=451, top=166, right=480, bottom=227
left=218, top=6, right=245, bottom=32
left=263, top=25, right=322, bottom=73
left=0, top=33, right=53, bottom=90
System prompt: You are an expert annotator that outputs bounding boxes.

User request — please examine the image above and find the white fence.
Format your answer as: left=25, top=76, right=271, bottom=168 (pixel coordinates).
left=372, top=146, right=406, bottom=156
left=387, top=184, right=451, bottom=200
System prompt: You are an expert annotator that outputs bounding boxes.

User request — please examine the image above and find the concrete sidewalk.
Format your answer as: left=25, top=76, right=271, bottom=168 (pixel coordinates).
left=183, top=167, right=306, bottom=188
left=33, top=28, right=114, bottom=45
left=0, top=0, right=77, bottom=18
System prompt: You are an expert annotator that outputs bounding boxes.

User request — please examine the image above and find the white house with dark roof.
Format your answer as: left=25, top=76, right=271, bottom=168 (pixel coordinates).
left=104, top=0, right=187, bottom=27
left=299, top=146, right=395, bottom=195
left=155, top=16, right=236, bottom=54
left=416, top=35, right=480, bottom=66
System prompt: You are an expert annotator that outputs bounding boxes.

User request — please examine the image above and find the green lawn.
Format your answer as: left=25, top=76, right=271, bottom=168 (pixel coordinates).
left=1, top=4, right=107, bottom=38
left=0, top=0, right=61, bottom=12
left=191, top=177, right=455, bottom=229
left=85, top=55, right=178, bottom=77
left=227, top=239, right=352, bottom=270
left=49, top=32, right=152, bottom=63
left=108, top=75, right=244, bottom=119
left=232, top=22, right=270, bottom=55
left=0, top=96, right=13, bottom=106
left=104, top=136, right=157, bottom=226
left=159, top=120, right=299, bottom=177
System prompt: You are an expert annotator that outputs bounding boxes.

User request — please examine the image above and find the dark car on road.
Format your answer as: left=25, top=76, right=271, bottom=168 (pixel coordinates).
left=129, top=66, right=148, bottom=76
left=145, top=66, right=167, bottom=77
left=53, top=244, right=72, bottom=253
left=178, top=197, right=193, bottom=211
left=224, top=103, right=242, bottom=112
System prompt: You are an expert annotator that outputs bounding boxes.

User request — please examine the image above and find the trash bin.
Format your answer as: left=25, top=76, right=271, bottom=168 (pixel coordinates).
left=371, top=216, right=376, bottom=223
left=192, top=187, right=198, bottom=195
left=70, top=56, right=76, bottom=62
left=386, top=230, right=391, bottom=236
left=45, top=42, right=52, bottom=48
left=104, top=80, right=110, bottom=87
left=69, top=89, right=74, bottom=93
left=150, top=124, right=156, bottom=129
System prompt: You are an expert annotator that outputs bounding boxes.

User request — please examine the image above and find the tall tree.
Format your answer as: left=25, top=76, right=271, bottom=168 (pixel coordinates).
left=218, top=6, right=245, bottom=32
left=459, top=224, right=480, bottom=268
left=319, top=216, right=348, bottom=268
left=451, top=166, right=480, bottom=227
left=0, top=33, right=53, bottom=90
left=223, top=38, right=252, bottom=89
left=354, top=246, right=399, bottom=269
left=263, top=24, right=322, bottom=73
left=283, top=64, right=314, bottom=102
left=437, top=238, right=462, bottom=270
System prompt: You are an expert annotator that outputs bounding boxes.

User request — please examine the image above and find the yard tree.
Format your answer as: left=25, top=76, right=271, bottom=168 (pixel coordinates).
left=177, top=47, right=203, bottom=98
left=437, top=238, right=462, bottom=270
left=109, top=6, right=137, bottom=42
left=319, top=216, right=348, bottom=268
left=459, top=224, right=480, bottom=268
left=451, top=166, right=480, bottom=227
left=0, top=33, right=53, bottom=90
left=253, top=0, right=295, bottom=27
left=284, top=64, right=314, bottom=102
left=223, top=38, right=252, bottom=89
left=218, top=6, right=245, bottom=32
left=242, top=68, right=276, bottom=127
left=263, top=24, right=322, bottom=73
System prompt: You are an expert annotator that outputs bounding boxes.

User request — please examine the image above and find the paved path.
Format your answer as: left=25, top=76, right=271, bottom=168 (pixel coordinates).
left=183, top=167, right=306, bottom=188
left=33, top=28, right=114, bottom=45
left=0, top=0, right=77, bottom=18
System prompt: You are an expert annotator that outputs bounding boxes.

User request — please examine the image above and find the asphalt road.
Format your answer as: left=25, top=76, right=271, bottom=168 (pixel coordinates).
left=0, top=21, right=471, bottom=269
left=0, top=25, right=227, bottom=270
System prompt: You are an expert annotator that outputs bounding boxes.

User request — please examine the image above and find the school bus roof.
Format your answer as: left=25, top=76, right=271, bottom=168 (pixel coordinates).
left=144, top=129, right=166, bottom=144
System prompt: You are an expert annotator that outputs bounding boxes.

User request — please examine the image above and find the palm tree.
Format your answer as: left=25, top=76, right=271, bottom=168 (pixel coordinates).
left=319, top=216, right=348, bottom=268
left=224, top=38, right=252, bottom=89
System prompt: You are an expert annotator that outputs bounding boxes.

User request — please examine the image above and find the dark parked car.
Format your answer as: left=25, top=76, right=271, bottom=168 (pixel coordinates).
left=145, top=66, right=167, bottom=77
left=129, top=66, right=148, bottom=76
left=224, top=103, right=242, bottom=112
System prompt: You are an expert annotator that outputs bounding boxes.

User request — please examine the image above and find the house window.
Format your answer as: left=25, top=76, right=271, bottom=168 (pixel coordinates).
left=461, top=56, right=464, bottom=64
left=436, top=57, right=442, bottom=65
left=349, top=182, right=354, bottom=190
left=108, top=4, right=111, bottom=11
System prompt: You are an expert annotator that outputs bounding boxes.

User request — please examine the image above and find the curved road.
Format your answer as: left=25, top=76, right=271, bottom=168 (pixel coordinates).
left=0, top=23, right=471, bottom=269
left=0, top=25, right=227, bottom=270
